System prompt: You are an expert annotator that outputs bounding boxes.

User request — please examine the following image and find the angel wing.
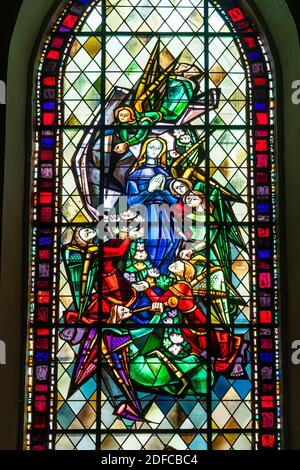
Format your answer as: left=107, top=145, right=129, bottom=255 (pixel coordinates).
left=133, top=41, right=160, bottom=113
left=131, top=42, right=220, bottom=125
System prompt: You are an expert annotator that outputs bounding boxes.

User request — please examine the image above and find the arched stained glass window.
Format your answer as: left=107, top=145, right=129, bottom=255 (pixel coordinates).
left=24, top=0, right=282, bottom=451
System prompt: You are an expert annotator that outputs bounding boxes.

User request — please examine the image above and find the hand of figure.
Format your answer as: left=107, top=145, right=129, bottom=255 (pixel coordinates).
left=151, top=302, right=164, bottom=313
left=114, top=142, right=128, bottom=154
left=132, top=281, right=149, bottom=292
left=148, top=174, right=164, bottom=192
left=180, top=249, right=193, bottom=260
left=169, top=150, right=180, bottom=159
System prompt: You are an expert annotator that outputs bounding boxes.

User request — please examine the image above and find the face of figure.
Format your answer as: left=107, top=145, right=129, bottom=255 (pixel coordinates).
left=117, top=306, right=132, bottom=321
left=146, top=140, right=163, bottom=161
left=77, top=227, right=97, bottom=244
left=179, top=134, right=192, bottom=145
left=169, top=260, right=184, bottom=276
left=118, top=109, right=133, bottom=123
left=185, top=193, right=203, bottom=209
left=173, top=181, right=189, bottom=196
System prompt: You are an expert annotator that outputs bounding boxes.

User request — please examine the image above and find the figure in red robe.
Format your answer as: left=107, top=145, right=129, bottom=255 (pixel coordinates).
left=144, top=260, right=246, bottom=376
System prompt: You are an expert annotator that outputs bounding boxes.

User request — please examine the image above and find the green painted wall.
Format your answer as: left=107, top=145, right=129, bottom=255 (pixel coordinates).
left=0, top=0, right=299, bottom=450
